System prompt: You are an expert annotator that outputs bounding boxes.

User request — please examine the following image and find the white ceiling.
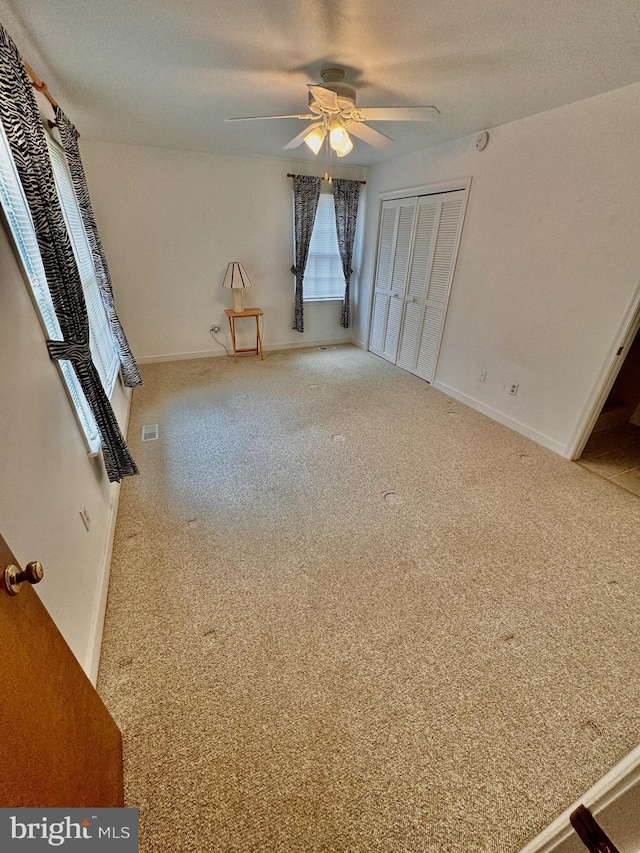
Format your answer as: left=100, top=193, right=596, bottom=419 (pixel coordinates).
left=2, top=0, right=640, bottom=167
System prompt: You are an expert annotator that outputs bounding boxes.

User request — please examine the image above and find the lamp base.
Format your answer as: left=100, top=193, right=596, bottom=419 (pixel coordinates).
left=232, top=289, right=244, bottom=313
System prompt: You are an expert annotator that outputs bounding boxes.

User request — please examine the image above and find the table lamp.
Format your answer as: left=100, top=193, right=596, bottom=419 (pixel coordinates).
left=222, top=262, right=253, bottom=313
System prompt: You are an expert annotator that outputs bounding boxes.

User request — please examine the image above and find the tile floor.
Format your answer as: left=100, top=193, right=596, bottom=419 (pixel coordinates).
left=578, top=422, right=640, bottom=496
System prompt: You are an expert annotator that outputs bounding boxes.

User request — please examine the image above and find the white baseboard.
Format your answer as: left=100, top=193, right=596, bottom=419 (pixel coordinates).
left=84, top=481, right=121, bottom=685
left=264, top=338, right=353, bottom=353
left=139, top=348, right=225, bottom=364
left=351, top=338, right=369, bottom=350
left=432, top=380, right=567, bottom=457
left=519, top=744, right=640, bottom=852
left=139, top=338, right=355, bottom=364
left=84, top=389, right=133, bottom=686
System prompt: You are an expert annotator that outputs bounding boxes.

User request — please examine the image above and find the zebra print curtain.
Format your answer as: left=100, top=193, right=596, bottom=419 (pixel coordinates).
left=0, top=25, right=138, bottom=483
left=332, top=179, right=361, bottom=329
left=291, top=175, right=321, bottom=333
left=54, top=106, right=143, bottom=388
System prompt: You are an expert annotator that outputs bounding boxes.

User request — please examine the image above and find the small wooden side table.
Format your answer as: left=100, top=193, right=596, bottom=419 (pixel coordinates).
left=224, top=307, right=264, bottom=362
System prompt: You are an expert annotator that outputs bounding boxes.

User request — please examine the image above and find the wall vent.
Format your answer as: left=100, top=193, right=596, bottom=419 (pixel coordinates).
left=141, top=424, right=159, bottom=441
left=318, top=345, right=337, bottom=351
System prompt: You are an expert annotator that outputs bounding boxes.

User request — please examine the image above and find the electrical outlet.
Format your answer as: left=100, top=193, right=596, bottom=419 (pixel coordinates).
left=79, top=504, right=91, bottom=531
left=211, top=325, right=221, bottom=334
left=479, top=370, right=487, bottom=382
left=509, top=383, right=519, bottom=396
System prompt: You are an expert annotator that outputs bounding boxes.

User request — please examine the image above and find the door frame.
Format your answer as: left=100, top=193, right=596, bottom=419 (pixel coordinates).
left=565, top=276, right=640, bottom=460
left=367, top=176, right=472, bottom=383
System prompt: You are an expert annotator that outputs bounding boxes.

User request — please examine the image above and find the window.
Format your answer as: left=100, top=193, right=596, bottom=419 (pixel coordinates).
left=0, top=122, right=118, bottom=453
left=46, top=136, right=119, bottom=397
left=300, top=193, right=345, bottom=301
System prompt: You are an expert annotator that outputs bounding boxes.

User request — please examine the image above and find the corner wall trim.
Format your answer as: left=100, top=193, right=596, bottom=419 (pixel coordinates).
left=432, top=380, right=567, bottom=457
left=518, top=744, right=640, bottom=852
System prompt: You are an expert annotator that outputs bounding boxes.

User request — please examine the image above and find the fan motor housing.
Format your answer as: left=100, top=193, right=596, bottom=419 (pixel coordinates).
left=309, top=67, right=357, bottom=112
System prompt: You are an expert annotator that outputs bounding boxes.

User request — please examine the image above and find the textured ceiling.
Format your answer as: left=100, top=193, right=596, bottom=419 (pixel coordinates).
left=2, top=0, right=640, bottom=166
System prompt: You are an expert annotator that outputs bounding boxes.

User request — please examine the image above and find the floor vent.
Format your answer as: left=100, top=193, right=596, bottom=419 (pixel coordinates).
left=318, top=345, right=337, bottom=351
left=141, top=424, right=159, bottom=441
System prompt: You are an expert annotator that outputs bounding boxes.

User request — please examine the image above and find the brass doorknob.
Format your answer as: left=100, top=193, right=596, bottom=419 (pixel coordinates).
left=4, top=561, right=44, bottom=596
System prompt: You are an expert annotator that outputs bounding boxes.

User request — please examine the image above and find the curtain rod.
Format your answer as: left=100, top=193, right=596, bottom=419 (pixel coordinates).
left=287, top=173, right=366, bottom=185
left=23, top=59, right=81, bottom=138
left=24, top=59, right=59, bottom=108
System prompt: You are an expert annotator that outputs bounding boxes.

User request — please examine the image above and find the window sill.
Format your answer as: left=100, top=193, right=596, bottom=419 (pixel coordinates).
left=303, top=297, right=344, bottom=303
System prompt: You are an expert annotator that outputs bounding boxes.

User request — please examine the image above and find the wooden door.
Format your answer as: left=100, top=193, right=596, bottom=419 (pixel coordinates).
left=0, top=531, right=123, bottom=807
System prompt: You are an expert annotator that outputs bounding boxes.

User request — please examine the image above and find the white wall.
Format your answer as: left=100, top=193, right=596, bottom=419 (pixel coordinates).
left=0, top=221, right=129, bottom=680
left=357, top=83, right=640, bottom=456
left=79, top=143, right=366, bottom=360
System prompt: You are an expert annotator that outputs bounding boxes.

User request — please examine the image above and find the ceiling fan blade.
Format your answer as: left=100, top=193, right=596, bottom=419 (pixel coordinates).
left=307, top=85, right=340, bottom=112
left=347, top=122, right=394, bottom=148
left=356, top=106, right=440, bottom=122
left=226, top=114, right=316, bottom=122
left=283, top=122, right=322, bottom=150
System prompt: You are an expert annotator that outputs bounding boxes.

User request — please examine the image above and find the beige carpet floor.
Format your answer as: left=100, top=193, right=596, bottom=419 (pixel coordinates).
left=99, top=345, right=640, bottom=853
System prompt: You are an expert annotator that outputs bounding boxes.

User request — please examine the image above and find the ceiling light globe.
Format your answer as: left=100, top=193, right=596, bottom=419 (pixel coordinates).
left=329, top=120, right=348, bottom=150
left=335, top=136, right=354, bottom=157
left=304, top=126, right=326, bottom=155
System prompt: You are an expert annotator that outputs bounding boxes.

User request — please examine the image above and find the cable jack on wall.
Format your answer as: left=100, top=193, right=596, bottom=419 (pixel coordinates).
left=210, top=325, right=232, bottom=357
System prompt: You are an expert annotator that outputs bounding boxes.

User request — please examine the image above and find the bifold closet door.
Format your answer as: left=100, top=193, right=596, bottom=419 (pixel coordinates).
left=369, top=197, right=417, bottom=362
left=397, top=190, right=465, bottom=382
left=370, top=189, right=466, bottom=383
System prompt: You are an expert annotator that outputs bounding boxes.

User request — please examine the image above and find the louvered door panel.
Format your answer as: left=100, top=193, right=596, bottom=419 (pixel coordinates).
left=396, top=301, right=423, bottom=371
left=415, top=306, right=444, bottom=382
left=426, top=193, right=464, bottom=302
left=417, top=190, right=465, bottom=382
left=370, top=199, right=416, bottom=363
left=381, top=200, right=417, bottom=362
left=390, top=201, right=417, bottom=294
left=370, top=290, right=388, bottom=354
left=383, top=294, right=403, bottom=360
left=376, top=203, right=399, bottom=292
left=369, top=202, right=399, bottom=356
left=406, top=200, right=437, bottom=301
left=396, top=198, right=438, bottom=372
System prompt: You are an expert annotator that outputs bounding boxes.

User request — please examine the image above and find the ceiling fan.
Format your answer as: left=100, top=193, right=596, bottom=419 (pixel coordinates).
left=226, top=68, right=440, bottom=157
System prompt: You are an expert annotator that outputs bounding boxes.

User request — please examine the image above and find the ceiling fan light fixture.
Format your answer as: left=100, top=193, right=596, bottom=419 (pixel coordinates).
left=335, top=135, right=353, bottom=157
left=329, top=120, right=349, bottom=150
left=304, top=125, right=326, bottom=155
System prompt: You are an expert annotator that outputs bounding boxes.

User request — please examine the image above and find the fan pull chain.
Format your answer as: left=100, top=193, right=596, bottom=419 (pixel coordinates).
left=324, top=134, right=333, bottom=184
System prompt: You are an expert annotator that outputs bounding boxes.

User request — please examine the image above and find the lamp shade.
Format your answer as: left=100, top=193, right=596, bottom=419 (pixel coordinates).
left=222, top=262, right=253, bottom=290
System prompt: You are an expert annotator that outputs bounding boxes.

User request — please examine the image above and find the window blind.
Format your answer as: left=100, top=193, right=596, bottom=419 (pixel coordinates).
left=302, top=193, right=344, bottom=301
left=0, top=120, right=102, bottom=451
left=46, top=135, right=119, bottom=397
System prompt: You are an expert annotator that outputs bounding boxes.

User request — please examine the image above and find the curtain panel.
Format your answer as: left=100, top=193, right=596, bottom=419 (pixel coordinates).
left=0, top=25, right=138, bottom=483
left=291, top=175, right=321, bottom=333
left=332, top=178, right=360, bottom=329
left=54, top=106, right=143, bottom=388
